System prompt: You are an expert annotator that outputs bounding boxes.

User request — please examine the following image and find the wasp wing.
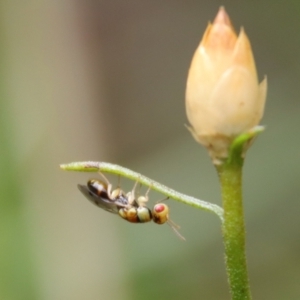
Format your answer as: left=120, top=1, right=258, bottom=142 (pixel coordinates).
left=77, top=184, right=121, bottom=214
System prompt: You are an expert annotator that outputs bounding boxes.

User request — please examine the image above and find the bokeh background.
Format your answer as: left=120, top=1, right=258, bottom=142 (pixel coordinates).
left=1, top=1, right=299, bottom=299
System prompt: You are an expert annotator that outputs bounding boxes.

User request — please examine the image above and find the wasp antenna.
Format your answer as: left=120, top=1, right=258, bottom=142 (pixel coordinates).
left=167, top=221, right=185, bottom=241
left=167, top=218, right=180, bottom=229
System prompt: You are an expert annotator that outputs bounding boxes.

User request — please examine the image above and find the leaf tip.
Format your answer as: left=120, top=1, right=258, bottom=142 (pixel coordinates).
left=60, top=163, right=69, bottom=170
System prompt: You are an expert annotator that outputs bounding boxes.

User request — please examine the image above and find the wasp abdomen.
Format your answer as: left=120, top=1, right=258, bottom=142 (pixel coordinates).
left=87, top=179, right=108, bottom=198
left=118, top=206, right=152, bottom=223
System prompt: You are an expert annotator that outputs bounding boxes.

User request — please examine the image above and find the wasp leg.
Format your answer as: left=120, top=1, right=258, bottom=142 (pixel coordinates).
left=127, top=179, right=139, bottom=205
left=111, top=176, right=124, bottom=200
left=97, top=171, right=110, bottom=185
left=137, top=185, right=151, bottom=207
left=97, top=171, right=113, bottom=197
left=153, top=196, right=170, bottom=205
left=97, top=171, right=124, bottom=200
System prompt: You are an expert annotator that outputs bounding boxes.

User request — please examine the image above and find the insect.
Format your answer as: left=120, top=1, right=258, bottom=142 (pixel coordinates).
left=77, top=174, right=185, bottom=240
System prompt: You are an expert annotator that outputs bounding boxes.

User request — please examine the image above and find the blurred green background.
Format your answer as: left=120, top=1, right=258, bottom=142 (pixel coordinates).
left=1, top=1, right=299, bottom=299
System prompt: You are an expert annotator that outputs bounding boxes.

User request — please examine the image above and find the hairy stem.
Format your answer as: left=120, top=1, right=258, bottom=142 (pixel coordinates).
left=60, top=161, right=224, bottom=221
left=217, top=160, right=251, bottom=300
left=215, top=129, right=261, bottom=300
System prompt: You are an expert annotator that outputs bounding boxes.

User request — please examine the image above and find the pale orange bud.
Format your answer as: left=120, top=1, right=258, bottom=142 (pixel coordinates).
left=185, top=7, right=267, bottom=163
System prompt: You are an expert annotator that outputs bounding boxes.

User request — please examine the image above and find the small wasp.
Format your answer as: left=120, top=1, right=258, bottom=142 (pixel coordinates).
left=77, top=174, right=185, bottom=240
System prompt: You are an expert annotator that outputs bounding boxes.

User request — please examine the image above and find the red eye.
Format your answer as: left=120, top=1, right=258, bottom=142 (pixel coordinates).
left=154, top=204, right=165, bottom=213
left=153, top=203, right=169, bottom=225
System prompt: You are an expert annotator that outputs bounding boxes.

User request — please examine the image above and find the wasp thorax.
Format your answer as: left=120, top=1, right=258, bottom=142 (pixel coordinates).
left=152, top=203, right=169, bottom=224
left=111, top=187, right=124, bottom=199
left=87, top=179, right=108, bottom=198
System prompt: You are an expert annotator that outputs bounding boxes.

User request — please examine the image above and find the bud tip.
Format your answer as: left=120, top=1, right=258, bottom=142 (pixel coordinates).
left=213, top=7, right=231, bottom=27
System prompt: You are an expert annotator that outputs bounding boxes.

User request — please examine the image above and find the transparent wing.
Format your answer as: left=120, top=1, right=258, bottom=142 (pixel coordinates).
left=77, top=184, right=120, bottom=214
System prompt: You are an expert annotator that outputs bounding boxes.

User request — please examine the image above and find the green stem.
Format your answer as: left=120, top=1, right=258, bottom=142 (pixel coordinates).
left=216, top=148, right=251, bottom=300
left=216, top=127, right=263, bottom=299
left=60, top=161, right=224, bottom=220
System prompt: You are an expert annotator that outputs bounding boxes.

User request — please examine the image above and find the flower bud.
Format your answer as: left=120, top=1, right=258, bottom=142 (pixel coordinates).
left=185, top=7, right=267, bottom=164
